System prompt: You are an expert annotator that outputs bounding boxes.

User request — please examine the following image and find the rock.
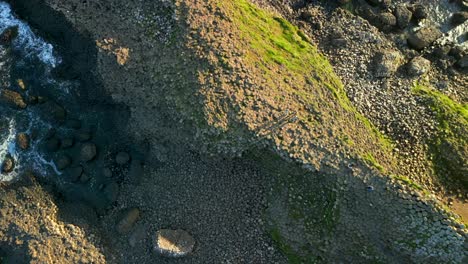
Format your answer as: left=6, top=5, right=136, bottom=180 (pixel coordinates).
left=299, top=10, right=313, bottom=22
left=115, top=151, right=131, bottom=165
left=153, top=229, right=195, bottom=257
left=1, top=155, right=15, bottom=174
left=407, top=56, right=431, bottom=76
left=103, top=182, right=119, bottom=203
left=79, top=173, right=90, bottom=183
left=40, top=101, right=66, bottom=123
left=116, top=208, right=140, bottom=234
left=65, top=119, right=81, bottom=129
left=378, top=12, right=397, bottom=27
left=44, top=128, right=56, bottom=140
left=129, top=160, right=144, bottom=185
left=408, top=26, right=442, bottom=50
left=366, top=0, right=381, bottom=6
left=103, top=168, right=112, bottom=178
left=456, top=55, right=468, bottom=69
left=0, top=26, right=18, bottom=45
left=449, top=46, right=466, bottom=59
left=66, top=166, right=83, bottom=182
left=0, top=89, right=27, bottom=109
left=411, top=4, right=427, bottom=20
left=17, top=133, right=30, bottom=150
left=75, top=131, right=91, bottom=142
left=373, top=50, right=403, bottom=77
left=80, top=143, right=97, bottom=162
left=451, top=12, right=468, bottom=25
left=338, top=0, right=351, bottom=5
left=61, top=138, right=74, bottom=149
left=55, top=155, right=72, bottom=170
left=45, top=138, right=61, bottom=152
left=394, top=5, right=412, bottom=29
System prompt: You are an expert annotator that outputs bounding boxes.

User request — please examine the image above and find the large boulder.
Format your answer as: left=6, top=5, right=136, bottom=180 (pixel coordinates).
left=408, top=26, right=442, bottom=50
left=153, top=229, right=195, bottom=258
left=407, top=56, right=431, bottom=76
left=451, top=12, right=468, bottom=26
left=0, top=89, right=27, bottom=109
left=394, top=4, right=412, bottom=29
left=373, top=50, right=403, bottom=77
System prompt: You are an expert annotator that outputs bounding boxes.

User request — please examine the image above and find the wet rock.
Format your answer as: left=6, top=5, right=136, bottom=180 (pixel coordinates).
left=61, top=137, right=74, bottom=149
left=451, top=12, right=468, bottom=26
left=407, top=56, right=431, bottom=76
left=40, top=101, right=66, bottom=123
left=0, top=89, right=27, bottom=109
left=79, top=173, right=90, bottom=183
left=411, top=4, right=427, bottom=20
left=378, top=12, right=397, bottom=28
left=153, top=229, right=195, bottom=258
left=17, top=133, right=30, bottom=150
left=129, top=160, right=144, bottom=185
left=116, top=151, right=131, bottom=165
left=408, top=26, right=442, bottom=50
left=55, top=155, right=72, bottom=170
left=103, top=182, right=119, bottom=203
left=66, top=166, right=83, bottom=182
left=65, top=119, right=81, bottom=129
left=373, top=50, right=403, bottom=77
left=103, top=167, right=113, bottom=178
left=1, top=155, right=15, bottom=174
left=45, top=138, right=60, bottom=152
left=0, top=26, right=18, bottom=45
left=116, top=208, right=140, bottom=234
left=338, top=0, right=351, bottom=5
left=449, top=46, right=466, bottom=60
left=395, top=4, right=412, bottom=29
left=44, top=128, right=56, bottom=140
left=75, top=131, right=91, bottom=142
left=456, top=55, right=468, bottom=69
left=80, top=143, right=97, bottom=162
left=27, top=96, right=39, bottom=105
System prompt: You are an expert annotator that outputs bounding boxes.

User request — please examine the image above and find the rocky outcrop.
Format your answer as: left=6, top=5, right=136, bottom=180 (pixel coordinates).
left=153, top=229, right=195, bottom=257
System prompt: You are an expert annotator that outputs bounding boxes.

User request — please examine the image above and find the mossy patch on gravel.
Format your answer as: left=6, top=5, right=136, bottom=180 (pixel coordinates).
left=412, top=84, right=468, bottom=189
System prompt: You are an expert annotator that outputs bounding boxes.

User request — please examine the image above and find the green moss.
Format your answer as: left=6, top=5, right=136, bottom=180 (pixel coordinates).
left=362, top=153, right=385, bottom=173
left=392, top=175, right=425, bottom=192
left=412, top=84, right=468, bottom=189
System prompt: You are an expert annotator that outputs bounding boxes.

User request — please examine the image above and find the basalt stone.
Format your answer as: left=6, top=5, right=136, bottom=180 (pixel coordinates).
left=75, top=131, right=92, bottom=142
left=153, top=229, right=195, bottom=258
left=61, top=137, right=74, bottom=149
left=451, top=12, right=468, bottom=25
left=449, top=46, right=466, bottom=60
left=103, top=182, right=119, bottom=203
left=55, top=155, right=72, bottom=170
left=115, top=151, right=131, bottom=165
left=0, top=89, right=27, bottom=109
left=65, top=119, right=82, bottom=129
left=80, top=173, right=90, bottom=183
left=129, top=160, right=144, bottom=185
left=40, top=101, right=66, bottom=123
left=0, top=26, right=18, bottom=45
left=395, top=4, right=412, bottom=29
left=408, top=26, right=442, bottom=50
left=80, top=143, right=97, bottom=162
left=412, top=4, right=428, bottom=20
left=17, top=133, right=30, bottom=150
left=116, top=208, right=140, bottom=234
left=407, top=56, right=431, bottom=76
left=103, top=168, right=113, bottom=178
left=1, top=155, right=15, bottom=174
left=66, top=166, right=83, bottom=182
left=45, top=138, right=60, bottom=152
left=456, top=55, right=468, bottom=69
left=44, top=128, right=56, bottom=139
left=373, top=49, right=403, bottom=77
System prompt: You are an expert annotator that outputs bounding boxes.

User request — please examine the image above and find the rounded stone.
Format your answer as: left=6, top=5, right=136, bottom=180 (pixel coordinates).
left=407, top=56, right=431, bottom=76
left=80, top=143, right=97, bottom=162
left=55, top=155, right=72, bottom=170
left=45, top=138, right=60, bottom=152
left=153, top=229, right=195, bottom=257
left=1, top=155, right=15, bottom=174
left=61, top=137, right=74, bottom=149
left=116, top=208, right=140, bottom=234
left=408, top=26, right=442, bottom=50
left=115, top=151, right=131, bottom=165
left=17, top=133, right=30, bottom=150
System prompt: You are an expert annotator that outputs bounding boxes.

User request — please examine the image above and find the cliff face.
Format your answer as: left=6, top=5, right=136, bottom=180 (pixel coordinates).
left=1, top=0, right=467, bottom=263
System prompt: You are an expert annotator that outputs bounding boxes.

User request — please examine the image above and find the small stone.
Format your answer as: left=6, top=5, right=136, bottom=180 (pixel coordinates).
left=75, top=131, right=91, bottom=142
left=80, top=173, right=90, bottom=183
left=17, top=133, right=30, bottom=150
left=16, top=79, right=26, bottom=90
left=116, top=208, right=140, bottom=234
left=55, top=155, right=72, bottom=170
left=395, top=4, right=412, bottom=29
left=115, top=151, right=131, bottom=165
left=66, top=166, right=83, bottom=182
left=154, top=229, right=195, bottom=258
left=80, top=143, right=97, bottom=162
left=61, top=137, right=74, bottom=149
left=0, top=89, right=27, bottom=109
left=407, top=56, right=431, bottom=76
left=103, top=167, right=113, bottom=178
left=408, top=26, right=442, bottom=50
left=1, top=155, right=15, bottom=174
left=451, top=12, right=468, bottom=26
left=373, top=50, right=403, bottom=77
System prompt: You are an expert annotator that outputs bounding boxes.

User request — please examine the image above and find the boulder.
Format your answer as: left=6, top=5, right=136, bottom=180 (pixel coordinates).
left=0, top=26, right=18, bottom=45
left=75, top=131, right=92, bottom=142
left=45, top=138, right=61, bottom=152
left=55, top=155, right=72, bottom=170
left=1, top=155, right=15, bottom=174
left=408, top=26, right=442, bottom=50
left=66, top=166, right=83, bottom=182
left=80, top=143, right=97, bottom=162
left=456, top=55, right=468, bottom=69
left=394, top=4, right=412, bottom=29
left=0, top=89, right=27, bottom=109
left=115, top=151, right=131, bottom=165
left=17, top=133, right=30, bottom=150
left=39, top=101, right=66, bottom=123
left=407, top=56, right=431, bottom=76
left=451, top=12, right=468, bottom=26
left=411, top=4, right=427, bottom=20
left=129, top=160, right=144, bottom=185
left=116, top=208, right=140, bottom=234
left=153, top=229, right=195, bottom=257
left=373, top=50, right=403, bottom=77
left=378, top=12, right=397, bottom=28
left=61, top=137, right=74, bottom=149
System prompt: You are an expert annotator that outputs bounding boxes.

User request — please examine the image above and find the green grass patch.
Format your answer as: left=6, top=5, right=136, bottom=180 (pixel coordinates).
left=362, top=153, right=385, bottom=173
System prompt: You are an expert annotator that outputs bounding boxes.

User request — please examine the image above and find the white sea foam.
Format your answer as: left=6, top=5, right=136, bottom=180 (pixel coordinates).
left=0, top=119, right=18, bottom=181
left=0, top=1, right=61, bottom=67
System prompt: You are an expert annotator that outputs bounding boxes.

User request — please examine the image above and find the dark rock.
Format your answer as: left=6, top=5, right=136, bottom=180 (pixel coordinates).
left=407, top=56, right=431, bottom=76
left=0, top=89, right=27, bottom=109
left=45, top=138, right=61, bottom=152
left=394, top=5, right=412, bottom=29
left=116, top=208, right=140, bottom=234
left=412, top=4, right=428, bottom=20
left=0, top=26, right=18, bottom=45
left=80, top=173, right=90, bottom=183
left=377, top=12, right=397, bottom=28
left=61, top=137, right=74, bottom=149
left=17, top=133, right=30, bottom=150
left=434, top=45, right=452, bottom=58
left=27, top=96, right=39, bottom=105
left=103, top=168, right=113, bottom=178
left=129, top=160, right=144, bottom=185
left=66, top=166, right=83, bottom=182
left=154, top=229, right=195, bottom=257
left=40, top=101, right=66, bottom=123
left=1, top=155, right=15, bottom=174
left=116, top=151, right=131, bottom=165
left=75, top=131, right=92, bottom=142
left=366, top=0, right=381, bottom=6
left=80, top=143, right=97, bottom=162
left=55, top=155, right=72, bottom=170
left=373, top=50, right=403, bottom=77
left=44, top=128, right=56, bottom=140
left=408, top=26, right=442, bottom=50
left=103, top=182, right=119, bottom=203
left=449, top=46, right=466, bottom=59
left=65, top=119, right=82, bottom=129
left=451, top=12, right=468, bottom=25
left=299, top=10, right=313, bottom=22
left=456, top=55, right=468, bottom=69
left=338, top=0, right=351, bottom=5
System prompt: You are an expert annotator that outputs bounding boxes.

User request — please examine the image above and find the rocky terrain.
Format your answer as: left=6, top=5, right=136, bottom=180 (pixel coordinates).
left=0, top=0, right=467, bottom=263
